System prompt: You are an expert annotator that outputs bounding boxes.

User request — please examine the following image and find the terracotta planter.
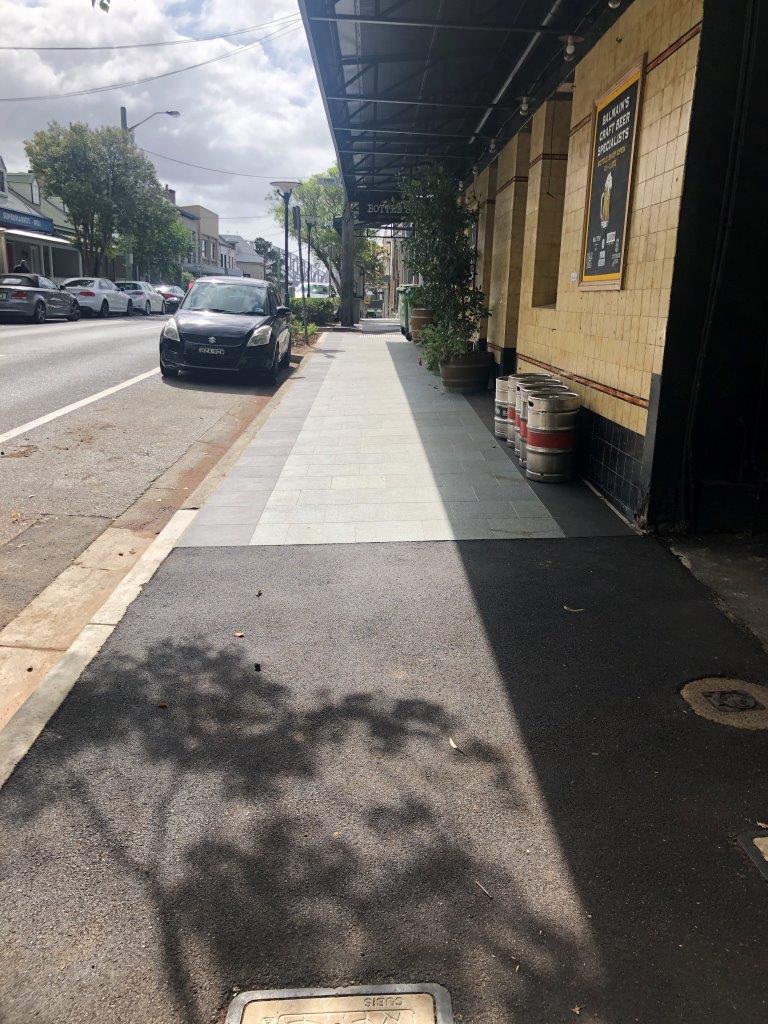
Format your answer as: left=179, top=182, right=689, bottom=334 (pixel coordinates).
left=409, top=307, right=434, bottom=342
left=439, top=351, right=492, bottom=394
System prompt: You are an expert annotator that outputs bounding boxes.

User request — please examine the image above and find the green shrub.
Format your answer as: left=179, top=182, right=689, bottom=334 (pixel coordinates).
left=300, top=297, right=337, bottom=325
left=419, top=322, right=467, bottom=373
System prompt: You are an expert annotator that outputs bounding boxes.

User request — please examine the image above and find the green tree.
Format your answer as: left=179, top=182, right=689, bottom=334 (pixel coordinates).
left=25, top=122, right=160, bottom=275
left=252, top=237, right=283, bottom=280
left=120, top=191, right=193, bottom=283
left=269, top=165, right=382, bottom=292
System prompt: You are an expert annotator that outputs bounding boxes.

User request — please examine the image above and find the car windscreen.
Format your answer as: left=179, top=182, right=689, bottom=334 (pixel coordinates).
left=184, top=282, right=268, bottom=316
left=116, top=282, right=140, bottom=289
left=64, top=279, right=96, bottom=288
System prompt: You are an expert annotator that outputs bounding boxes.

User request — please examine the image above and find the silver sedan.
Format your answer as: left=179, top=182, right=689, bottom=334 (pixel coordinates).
left=0, top=272, right=80, bottom=323
left=115, top=280, right=166, bottom=315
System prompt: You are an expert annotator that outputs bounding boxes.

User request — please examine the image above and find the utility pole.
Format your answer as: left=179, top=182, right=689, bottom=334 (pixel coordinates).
left=340, top=200, right=355, bottom=327
left=304, top=216, right=316, bottom=288
left=293, top=205, right=309, bottom=346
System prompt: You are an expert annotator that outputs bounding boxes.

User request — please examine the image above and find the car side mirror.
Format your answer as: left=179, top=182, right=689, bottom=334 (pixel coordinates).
left=275, top=305, right=289, bottom=316
left=59, top=285, right=67, bottom=291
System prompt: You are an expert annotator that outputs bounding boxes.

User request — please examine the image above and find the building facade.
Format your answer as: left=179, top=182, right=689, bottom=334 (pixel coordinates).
left=303, top=0, right=767, bottom=536
left=0, top=157, right=82, bottom=279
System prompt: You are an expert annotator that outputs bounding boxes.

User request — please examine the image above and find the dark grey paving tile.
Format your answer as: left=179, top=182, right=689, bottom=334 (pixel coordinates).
left=177, top=523, right=256, bottom=547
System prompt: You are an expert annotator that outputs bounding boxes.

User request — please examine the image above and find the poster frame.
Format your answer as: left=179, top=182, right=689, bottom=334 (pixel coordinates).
left=579, top=57, right=646, bottom=291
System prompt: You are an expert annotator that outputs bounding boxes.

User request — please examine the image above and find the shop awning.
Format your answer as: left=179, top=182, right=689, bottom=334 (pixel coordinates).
left=1, top=227, right=74, bottom=246
left=298, top=0, right=636, bottom=213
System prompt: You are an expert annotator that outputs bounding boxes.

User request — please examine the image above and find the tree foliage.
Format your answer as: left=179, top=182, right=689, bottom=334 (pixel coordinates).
left=400, top=165, right=486, bottom=368
left=120, top=191, right=193, bottom=282
left=269, top=165, right=383, bottom=291
left=25, top=122, right=163, bottom=274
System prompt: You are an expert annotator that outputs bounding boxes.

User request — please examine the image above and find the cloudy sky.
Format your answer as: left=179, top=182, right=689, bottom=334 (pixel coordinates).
left=0, top=0, right=336, bottom=247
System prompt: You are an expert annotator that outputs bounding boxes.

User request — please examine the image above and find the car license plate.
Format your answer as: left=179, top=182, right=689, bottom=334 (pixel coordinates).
left=0, top=290, right=7, bottom=300
left=199, top=346, right=225, bottom=355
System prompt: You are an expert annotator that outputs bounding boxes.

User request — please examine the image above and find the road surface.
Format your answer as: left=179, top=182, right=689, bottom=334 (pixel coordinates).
left=0, top=315, right=278, bottom=627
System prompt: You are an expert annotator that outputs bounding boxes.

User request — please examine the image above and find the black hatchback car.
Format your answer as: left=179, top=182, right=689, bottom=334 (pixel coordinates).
left=159, top=277, right=291, bottom=384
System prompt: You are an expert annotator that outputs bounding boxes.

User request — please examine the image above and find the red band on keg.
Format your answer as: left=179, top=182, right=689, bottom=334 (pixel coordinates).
left=507, top=407, right=516, bottom=422
left=526, top=428, right=577, bottom=448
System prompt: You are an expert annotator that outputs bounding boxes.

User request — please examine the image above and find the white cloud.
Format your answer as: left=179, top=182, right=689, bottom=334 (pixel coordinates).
left=0, top=0, right=336, bottom=246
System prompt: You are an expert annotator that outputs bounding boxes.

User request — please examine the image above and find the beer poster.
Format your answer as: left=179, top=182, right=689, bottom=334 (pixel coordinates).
left=580, top=61, right=644, bottom=289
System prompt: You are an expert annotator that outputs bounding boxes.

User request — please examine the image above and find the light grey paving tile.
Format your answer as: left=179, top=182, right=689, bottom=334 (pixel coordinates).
left=285, top=476, right=334, bottom=490
left=213, top=480, right=278, bottom=496
left=511, top=500, right=554, bottom=518
left=381, top=501, right=449, bottom=522
left=260, top=506, right=327, bottom=525
left=354, top=521, right=425, bottom=543
left=322, top=504, right=390, bottom=523
left=205, top=490, right=271, bottom=508
left=419, top=520, right=464, bottom=541
left=284, top=523, right=357, bottom=545
left=278, top=464, right=310, bottom=479
left=331, top=475, right=387, bottom=490
left=432, top=520, right=498, bottom=540
left=178, top=523, right=256, bottom=547
left=296, top=488, right=364, bottom=506
left=363, top=486, right=442, bottom=504
left=194, top=506, right=265, bottom=527
left=227, top=464, right=286, bottom=478
left=265, top=490, right=301, bottom=507
left=249, top=524, right=290, bottom=546
left=383, top=473, right=438, bottom=489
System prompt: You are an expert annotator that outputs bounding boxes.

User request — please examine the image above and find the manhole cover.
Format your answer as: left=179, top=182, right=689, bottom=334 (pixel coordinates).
left=681, top=677, right=768, bottom=729
left=738, top=831, right=768, bottom=882
left=226, top=985, right=452, bottom=1024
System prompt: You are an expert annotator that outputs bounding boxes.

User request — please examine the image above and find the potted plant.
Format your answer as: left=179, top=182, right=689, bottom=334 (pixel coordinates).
left=406, top=283, right=433, bottom=342
left=400, top=166, right=490, bottom=391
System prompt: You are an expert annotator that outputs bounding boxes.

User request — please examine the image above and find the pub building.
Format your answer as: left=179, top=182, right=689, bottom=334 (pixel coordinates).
left=302, top=0, right=766, bottom=535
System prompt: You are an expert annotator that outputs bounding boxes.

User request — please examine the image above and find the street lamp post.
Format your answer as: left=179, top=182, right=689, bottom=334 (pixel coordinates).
left=304, top=215, right=317, bottom=289
left=270, top=180, right=300, bottom=306
left=120, top=107, right=181, bottom=133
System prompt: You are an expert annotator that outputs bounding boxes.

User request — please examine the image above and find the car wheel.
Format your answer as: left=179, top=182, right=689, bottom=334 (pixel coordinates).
left=160, top=362, right=179, bottom=378
left=98, top=300, right=109, bottom=318
left=144, top=301, right=151, bottom=316
left=69, top=301, right=81, bottom=322
left=263, top=344, right=280, bottom=386
left=279, top=334, right=292, bottom=367
left=32, top=301, right=46, bottom=324
left=126, top=300, right=133, bottom=317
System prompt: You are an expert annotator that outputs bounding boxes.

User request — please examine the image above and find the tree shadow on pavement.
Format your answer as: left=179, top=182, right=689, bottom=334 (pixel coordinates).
left=0, top=639, right=600, bottom=1024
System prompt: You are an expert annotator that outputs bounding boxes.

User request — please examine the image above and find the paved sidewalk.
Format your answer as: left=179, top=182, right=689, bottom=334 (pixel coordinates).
left=179, top=331, right=565, bottom=546
left=1, top=326, right=766, bottom=1024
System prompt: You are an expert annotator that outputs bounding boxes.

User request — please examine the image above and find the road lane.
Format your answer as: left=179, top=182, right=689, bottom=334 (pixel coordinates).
left=0, top=316, right=166, bottom=433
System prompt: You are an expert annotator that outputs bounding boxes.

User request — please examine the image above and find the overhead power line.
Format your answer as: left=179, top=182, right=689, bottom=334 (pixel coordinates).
left=142, top=147, right=301, bottom=181
left=0, top=20, right=301, bottom=101
left=0, top=13, right=299, bottom=51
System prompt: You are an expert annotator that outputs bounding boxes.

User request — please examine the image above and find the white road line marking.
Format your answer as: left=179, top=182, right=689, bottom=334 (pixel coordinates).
left=0, top=367, right=160, bottom=445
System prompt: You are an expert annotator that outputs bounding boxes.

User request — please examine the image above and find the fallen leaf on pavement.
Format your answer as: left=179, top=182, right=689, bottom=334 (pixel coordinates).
left=10, top=510, right=20, bottom=523
left=564, top=606, right=585, bottom=612
left=254, top=663, right=261, bottom=672
left=256, top=590, right=263, bottom=597
left=757, top=821, right=768, bottom=829
left=572, top=1007, right=583, bottom=1016
left=157, top=701, right=168, bottom=709
left=234, top=631, right=245, bottom=638
left=474, top=880, right=493, bottom=899
left=26, top=666, right=33, bottom=673
left=448, top=736, right=465, bottom=754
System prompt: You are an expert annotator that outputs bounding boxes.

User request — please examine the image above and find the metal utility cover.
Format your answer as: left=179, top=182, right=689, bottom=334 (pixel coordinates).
left=226, top=984, right=453, bottom=1023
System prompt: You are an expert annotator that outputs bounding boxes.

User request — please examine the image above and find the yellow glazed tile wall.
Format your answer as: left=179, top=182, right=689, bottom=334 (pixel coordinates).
left=514, top=0, right=703, bottom=435
left=487, top=132, right=531, bottom=359
left=466, top=164, right=497, bottom=338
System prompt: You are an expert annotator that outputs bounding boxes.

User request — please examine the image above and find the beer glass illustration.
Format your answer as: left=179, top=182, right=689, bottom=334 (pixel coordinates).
left=600, top=171, right=613, bottom=229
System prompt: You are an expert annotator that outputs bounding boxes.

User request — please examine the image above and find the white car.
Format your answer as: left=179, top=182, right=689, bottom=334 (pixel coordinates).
left=60, top=277, right=133, bottom=317
left=115, top=280, right=166, bottom=315
left=309, top=283, right=331, bottom=298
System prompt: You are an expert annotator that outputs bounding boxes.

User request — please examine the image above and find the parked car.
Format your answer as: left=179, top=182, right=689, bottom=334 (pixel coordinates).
left=60, top=277, right=133, bottom=317
left=308, top=282, right=331, bottom=298
left=159, top=277, right=291, bottom=385
left=115, top=281, right=166, bottom=315
left=0, top=272, right=80, bottom=323
left=153, top=284, right=184, bottom=313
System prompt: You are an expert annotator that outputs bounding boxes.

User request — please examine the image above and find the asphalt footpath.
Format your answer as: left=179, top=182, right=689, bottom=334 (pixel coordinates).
left=1, top=531, right=767, bottom=1024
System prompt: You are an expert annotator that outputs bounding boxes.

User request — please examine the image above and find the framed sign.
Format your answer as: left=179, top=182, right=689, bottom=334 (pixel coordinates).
left=580, top=60, right=645, bottom=290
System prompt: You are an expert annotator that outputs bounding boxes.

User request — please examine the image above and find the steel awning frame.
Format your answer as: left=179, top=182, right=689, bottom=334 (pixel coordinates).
left=299, top=0, right=635, bottom=212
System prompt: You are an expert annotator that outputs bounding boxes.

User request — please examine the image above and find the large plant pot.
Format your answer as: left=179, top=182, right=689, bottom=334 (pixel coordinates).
left=440, top=351, right=492, bottom=394
left=409, top=307, right=434, bottom=342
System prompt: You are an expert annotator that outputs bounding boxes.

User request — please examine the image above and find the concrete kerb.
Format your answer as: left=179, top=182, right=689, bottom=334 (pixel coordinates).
left=0, top=337, right=324, bottom=788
